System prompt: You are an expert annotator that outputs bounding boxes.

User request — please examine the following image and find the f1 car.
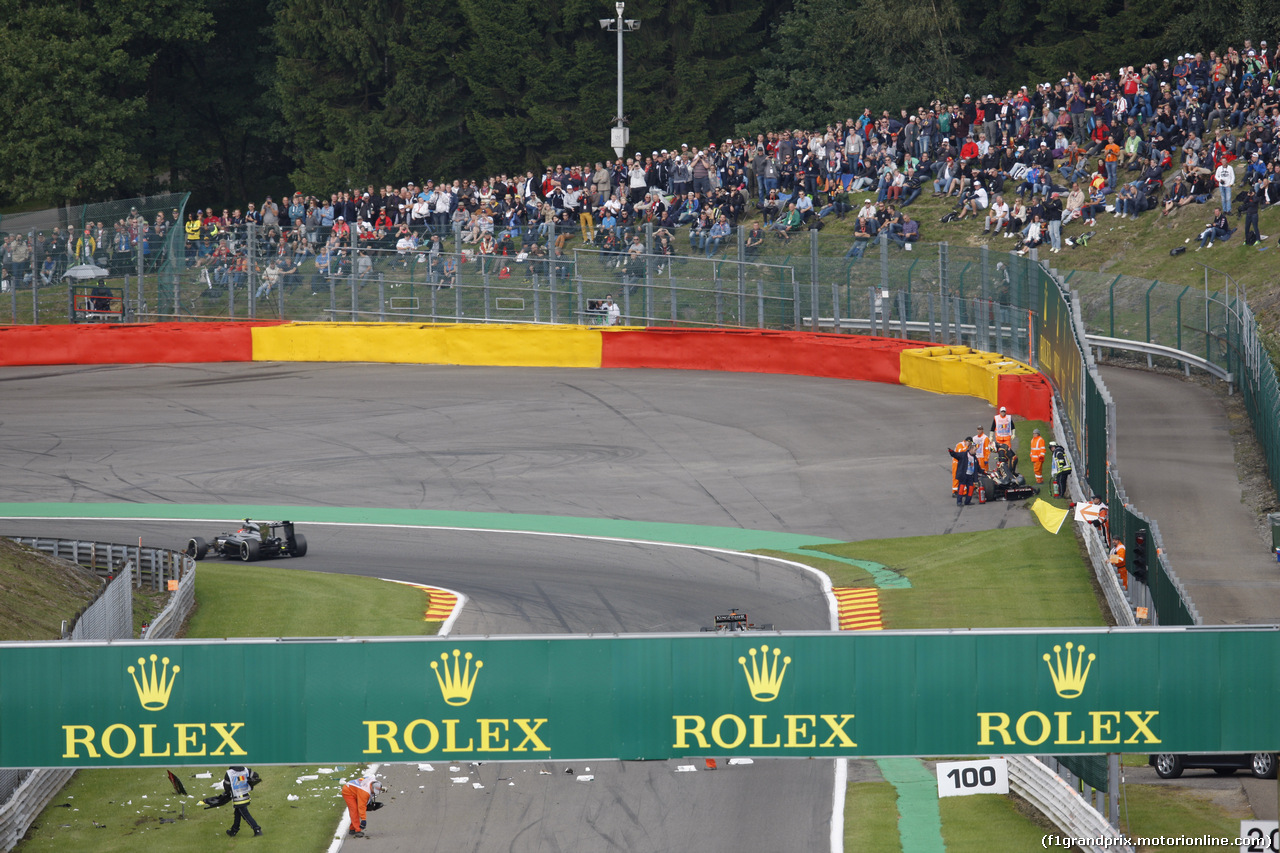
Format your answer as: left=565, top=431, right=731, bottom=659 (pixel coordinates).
left=700, top=608, right=774, bottom=632
left=977, top=444, right=1038, bottom=502
left=186, top=519, right=307, bottom=562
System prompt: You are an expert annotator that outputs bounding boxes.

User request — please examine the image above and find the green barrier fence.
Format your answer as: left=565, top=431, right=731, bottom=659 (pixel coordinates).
left=2, top=628, right=1278, bottom=768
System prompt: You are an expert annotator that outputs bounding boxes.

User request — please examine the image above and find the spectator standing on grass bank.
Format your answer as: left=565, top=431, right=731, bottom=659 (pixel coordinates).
left=1215, top=160, right=1235, bottom=212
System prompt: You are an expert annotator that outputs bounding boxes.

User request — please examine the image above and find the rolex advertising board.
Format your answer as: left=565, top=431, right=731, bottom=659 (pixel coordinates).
left=1, top=628, right=1277, bottom=768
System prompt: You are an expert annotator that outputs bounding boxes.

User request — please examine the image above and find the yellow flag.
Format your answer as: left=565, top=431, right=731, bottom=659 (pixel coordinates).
left=1030, top=498, right=1069, bottom=534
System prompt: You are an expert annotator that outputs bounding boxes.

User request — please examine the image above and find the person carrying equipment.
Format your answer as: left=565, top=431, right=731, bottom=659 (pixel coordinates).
left=1049, top=442, right=1072, bottom=497
left=222, top=766, right=262, bottom=837
left=991, top=406, right=1014, bottom=449
left=1108, top=536, right=1127, bottom=589
left=1029, top=428, right=1047, bottom=483
left=342, top=773, right=386, bottom=837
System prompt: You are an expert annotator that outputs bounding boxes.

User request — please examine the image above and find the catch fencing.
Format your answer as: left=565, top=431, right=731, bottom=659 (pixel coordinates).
left=0, top=538, right=196, bottom=850
left=1, top=193, right=189, bottom=325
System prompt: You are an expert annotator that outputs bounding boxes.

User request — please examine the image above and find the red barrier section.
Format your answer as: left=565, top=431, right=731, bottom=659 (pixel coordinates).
left=601, top=329, right=927, bottom=384
left=998, top=373, right=1053, bottom=423
left=0, top=322, right=278, bottom=367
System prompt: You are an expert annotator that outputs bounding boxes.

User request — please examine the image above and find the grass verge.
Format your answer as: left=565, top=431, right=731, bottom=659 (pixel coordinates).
left=844, top=781, right=902, bottom=852
left=940, top=792, right=1056, bottom=852
left=15, top=564, right=438, bottom=853
left=1120, top=784, right=1252, bottom=853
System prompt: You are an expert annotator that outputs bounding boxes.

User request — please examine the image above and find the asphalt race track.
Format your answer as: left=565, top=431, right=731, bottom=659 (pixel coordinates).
left=0, top=362, right=1027, bottom=852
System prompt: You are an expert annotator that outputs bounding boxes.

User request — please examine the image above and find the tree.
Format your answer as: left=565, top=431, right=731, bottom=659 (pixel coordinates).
left=0, top=0, right=213, bottom=204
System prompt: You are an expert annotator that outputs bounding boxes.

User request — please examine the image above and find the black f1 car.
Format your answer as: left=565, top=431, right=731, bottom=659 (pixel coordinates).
left=186, top=519, right=308, bottom=562
left=700, top=608, right=774, bottom=632
left=977, top=444, right=1038, bottom=502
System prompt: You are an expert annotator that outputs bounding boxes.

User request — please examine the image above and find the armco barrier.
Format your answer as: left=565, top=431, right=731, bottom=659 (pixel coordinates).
left=601, top=328, right=926, bottom=384
left=0, top=322, right=270, bottom=366
left=251, top=322, right=601, bottom=368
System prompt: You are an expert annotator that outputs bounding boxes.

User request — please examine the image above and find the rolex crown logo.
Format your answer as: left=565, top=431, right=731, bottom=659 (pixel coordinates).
left=431, top=649, right=483, bottom=706
left=129, top=654, right=180, bottom=711
left=738, top=644, right=790, bottom=702
left=1042, top=642, right=1095, bottom=699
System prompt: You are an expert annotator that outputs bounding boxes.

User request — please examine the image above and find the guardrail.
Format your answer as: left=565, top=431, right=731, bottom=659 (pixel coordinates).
left=6, top=537, right=193, bottom=592
left=1085, top=334, right=1232, bottom=387
left=1007, top=756, right=1133, bottom=853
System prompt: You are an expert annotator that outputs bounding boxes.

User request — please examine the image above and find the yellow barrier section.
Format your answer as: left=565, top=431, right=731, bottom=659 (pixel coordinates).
left=251, top=323, right=603, bottom=368
left=898, top=346, right=1037, bottom=405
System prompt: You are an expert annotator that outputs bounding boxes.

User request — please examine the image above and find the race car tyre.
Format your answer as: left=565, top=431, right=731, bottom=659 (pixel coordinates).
left=1252, top=752, right=1278, bottom=779
left=288, top=534, right=308, bottom=557
left=186, top=537, right=208, bottom=560
left=1152, top=753, right=1182, bottom=779
left=240, top=539, right=260, bottom=562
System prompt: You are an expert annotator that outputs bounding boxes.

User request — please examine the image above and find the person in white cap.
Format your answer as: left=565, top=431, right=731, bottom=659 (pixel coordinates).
left=992, top=406, right=1014, bottom=450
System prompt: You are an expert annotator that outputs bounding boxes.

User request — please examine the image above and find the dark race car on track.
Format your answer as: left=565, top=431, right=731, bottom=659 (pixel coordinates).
left=186, top=519, right=308, bottom=562
left=977, top=443, right=1038, bottom=502
left=700, top=608, right=774, bottom=632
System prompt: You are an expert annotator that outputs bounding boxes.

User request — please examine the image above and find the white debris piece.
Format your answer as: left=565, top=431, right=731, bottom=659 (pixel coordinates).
left=576, top=775, right=594, bottom=783
left=295, top=775, right=319, bottom=783
left=538, top=770, right=551, bottom=776
left=287, top=795, right=299, bottom=801
left=194, top=774, right=211, bottom=779
left=418, top=764, right=434, bottom=772
left=508, top=782, right=515, bottom=787
left=449, top=765, right=460, bottom=772
left=318, top=768, right=335, bottom=774
left=451, top=777, right=469, bottom=784
left=728, top=758, right=754, bottom=766
left=472, top=782, right=484, bottom=789
left=674, top=765, right=697, bottom=773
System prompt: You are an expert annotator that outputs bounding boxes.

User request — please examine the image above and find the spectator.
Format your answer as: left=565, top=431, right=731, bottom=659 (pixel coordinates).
left=1196, top=206, right=1231, bottom=248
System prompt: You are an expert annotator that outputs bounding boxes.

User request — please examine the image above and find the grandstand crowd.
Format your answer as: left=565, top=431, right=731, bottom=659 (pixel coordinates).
left=7, top=39, right=1280, bottom=291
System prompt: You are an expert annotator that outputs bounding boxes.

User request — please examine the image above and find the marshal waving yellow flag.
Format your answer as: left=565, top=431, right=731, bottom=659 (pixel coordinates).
left=1030, top=498, right=1070, bottom=534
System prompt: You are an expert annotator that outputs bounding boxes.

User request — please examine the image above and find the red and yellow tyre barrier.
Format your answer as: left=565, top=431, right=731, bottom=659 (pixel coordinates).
left=0, top=322, right=1051, bottom=423
left=833, top=587, right=883, bottom=631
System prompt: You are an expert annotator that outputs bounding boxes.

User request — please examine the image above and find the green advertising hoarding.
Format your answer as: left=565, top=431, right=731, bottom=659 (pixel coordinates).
left=3, top=627, right=1277, bottom=768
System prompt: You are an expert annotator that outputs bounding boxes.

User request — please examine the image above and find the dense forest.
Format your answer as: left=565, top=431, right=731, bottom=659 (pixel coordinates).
left=0, top=0, right=1276, bottom=207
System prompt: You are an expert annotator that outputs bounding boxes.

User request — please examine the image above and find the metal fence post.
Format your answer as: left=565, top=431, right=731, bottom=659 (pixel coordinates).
left=247, top=222, right=257, bottom=319
left=378, top=274, right=386, bottom=322
left=349, top=228, right=359, bottom=321
left=939, top=242, right=949, bottom=297
left=809, top=229, right=820, bottom=331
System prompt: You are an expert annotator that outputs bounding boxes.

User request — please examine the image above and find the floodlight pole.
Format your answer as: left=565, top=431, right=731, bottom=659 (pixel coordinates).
left=601, top=3, right=639, bottom=158
left=616, top=2, right=624, bottom=140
